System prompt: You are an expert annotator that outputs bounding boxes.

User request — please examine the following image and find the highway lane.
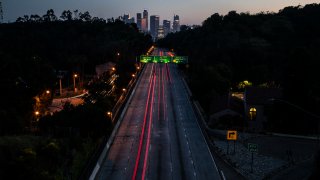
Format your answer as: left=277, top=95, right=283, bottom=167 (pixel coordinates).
left=95, top=50, right=221, bottom=180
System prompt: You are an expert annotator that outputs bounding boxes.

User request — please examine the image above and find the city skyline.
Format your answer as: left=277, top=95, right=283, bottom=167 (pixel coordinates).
left=1, top=0, right=317, bottom=25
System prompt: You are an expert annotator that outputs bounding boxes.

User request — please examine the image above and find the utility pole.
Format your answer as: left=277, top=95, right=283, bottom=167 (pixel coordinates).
left=0, top=1, right=3, bottom=23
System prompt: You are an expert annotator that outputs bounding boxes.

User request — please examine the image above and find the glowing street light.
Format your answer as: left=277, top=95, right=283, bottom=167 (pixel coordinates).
left=132, top=74, right=136, bottom=77
left=122, top=88, right=126, bottom=92
left=73, top=74, right=78, bottom=92
left=35, top=111, right=40, bottom=116
left=46, top=90, right=50, bottom=94
left=112, top=67, right=116, bottom=71
left=107, top=111, right=113, bottom=122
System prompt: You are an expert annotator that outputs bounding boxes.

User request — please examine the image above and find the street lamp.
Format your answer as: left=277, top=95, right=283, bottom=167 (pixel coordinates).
left=35, top=111, right=40, bottom=116
left=34, top=111, right=40, bottom=122
left=132, top=74, right=136, bottom=78
left=73, top=74, right=78, bottom=92
left=112, top=67, right=116, bottom=71
left=122, top=88, right=126, bottom=92
left=107, top=111, right=113, bottom=121
left=46, top=90, right=50, bottom=94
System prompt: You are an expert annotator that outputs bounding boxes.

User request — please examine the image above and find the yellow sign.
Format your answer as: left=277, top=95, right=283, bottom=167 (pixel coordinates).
left=227, top=130, right=237, bottom=140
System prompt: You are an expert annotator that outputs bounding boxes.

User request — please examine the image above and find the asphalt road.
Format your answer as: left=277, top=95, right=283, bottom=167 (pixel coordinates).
left=95, top=51, right=221, bottom=180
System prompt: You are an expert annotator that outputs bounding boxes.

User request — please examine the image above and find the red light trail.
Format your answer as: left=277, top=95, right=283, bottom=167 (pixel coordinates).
left=132, top=64, right=154, bottom=180
left=132, top=63, right=171, bottom=180
left=142, top=71, right=156, bottom=180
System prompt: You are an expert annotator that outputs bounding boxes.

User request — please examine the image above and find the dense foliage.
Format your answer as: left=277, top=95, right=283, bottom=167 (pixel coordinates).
left=0, top=9, right=152, bottom=179
left=0, top=9, right=152, bottom=135
left=158, top=3, right=320, bottom=120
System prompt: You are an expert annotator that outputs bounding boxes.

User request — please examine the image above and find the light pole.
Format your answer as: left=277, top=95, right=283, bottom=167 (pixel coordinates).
left=57, top=75, right=63, bottom=96
left=107, top=111, right=113, bottom=122
left=73, top=74, right=78, bottom=92
left=34, top=111, right=40, bottom=122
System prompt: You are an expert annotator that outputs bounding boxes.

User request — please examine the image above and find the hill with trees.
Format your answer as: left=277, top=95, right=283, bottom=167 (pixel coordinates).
left=0, top=9, right=152, bottom=179
left=158, top=3, right=320, bottom=127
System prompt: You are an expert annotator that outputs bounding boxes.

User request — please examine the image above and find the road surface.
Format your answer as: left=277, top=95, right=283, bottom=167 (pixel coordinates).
left=95, top=50, right=221, bottom=180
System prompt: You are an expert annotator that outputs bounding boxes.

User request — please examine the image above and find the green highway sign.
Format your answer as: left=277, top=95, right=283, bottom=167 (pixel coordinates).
left=172, top=56, right=188, bottom=64
left=159, top=56, right=171, bottom=63
left=140, top=55, right=188, bottom=64
left=248, top=143, right=258, bottom=152
left=140, top=55, right=153, bottom=63
left=153, top=56, right=160, bottom=63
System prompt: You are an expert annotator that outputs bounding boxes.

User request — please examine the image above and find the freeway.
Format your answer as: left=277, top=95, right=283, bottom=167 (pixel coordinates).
left=95, top=50, right=221, bottom=180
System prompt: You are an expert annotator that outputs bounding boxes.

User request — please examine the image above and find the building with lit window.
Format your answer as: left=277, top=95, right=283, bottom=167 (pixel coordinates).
left=157, top=25, right=165, bottom=39
left=244, top=87, right=283, bottom=131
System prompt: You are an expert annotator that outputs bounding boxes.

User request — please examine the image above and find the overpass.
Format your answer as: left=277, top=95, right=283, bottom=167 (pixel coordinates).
left=93, top=48, right=221, bottom=180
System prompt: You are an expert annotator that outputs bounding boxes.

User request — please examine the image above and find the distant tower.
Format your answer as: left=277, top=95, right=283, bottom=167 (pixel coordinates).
left=173, top=15, right=180, bottom=32
left=122, top=14, right=134, bottom=24
left=157, top=25, right=164, bottom=39
left=137, top=13, right=142, bottom=30
left=0, top=1, right=3, bottom=23
left=143, top=10, right=148, bottom=31
left=163, top=20, right=171, bottom=36
left=150, top=15, right=159, bottom=39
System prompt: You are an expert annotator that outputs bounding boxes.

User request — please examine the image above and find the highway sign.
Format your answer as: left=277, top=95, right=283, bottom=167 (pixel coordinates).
left=248, top=143, right=258, bottom=152
left=159, top=56, right=171, bottom=63
left=172, top=56, right=188, bottom=64
left=140, top=55, right=188, bottom=64
left=140, top=56, right=153, bottom=63
left=227, top=130, right=237, bottom=140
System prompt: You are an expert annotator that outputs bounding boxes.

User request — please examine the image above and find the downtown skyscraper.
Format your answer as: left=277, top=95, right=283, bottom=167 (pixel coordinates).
left=150, top=15, right=159, bottom=39
left=173, top=15, right=180, bottom=32
left=142, top=10, right=148, bottom=32
left=136, top=10, right=148, bottom=32
left=163, top=20, right=171, bottom=36
left=136, top=13, right=142, bottom=30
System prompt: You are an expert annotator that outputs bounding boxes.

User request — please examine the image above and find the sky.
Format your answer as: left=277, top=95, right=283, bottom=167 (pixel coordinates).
left=1, top=0, right=319, bottom=25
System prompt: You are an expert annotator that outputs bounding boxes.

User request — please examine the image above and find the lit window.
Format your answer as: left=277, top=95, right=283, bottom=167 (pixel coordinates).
left=249, top=107, right=257, bottom=120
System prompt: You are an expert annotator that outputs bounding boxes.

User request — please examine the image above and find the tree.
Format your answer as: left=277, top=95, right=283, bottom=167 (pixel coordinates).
left=79, top=11, right=91, bottom=22
left=42, top=9, right=57, bottom=22
left=30, top=14, right=42, bottom=22
left=60, top=10, right=72, bottom=21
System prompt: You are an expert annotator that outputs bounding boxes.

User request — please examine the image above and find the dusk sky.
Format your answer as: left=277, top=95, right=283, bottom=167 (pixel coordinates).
left=2, top=0, right=319, bottom=25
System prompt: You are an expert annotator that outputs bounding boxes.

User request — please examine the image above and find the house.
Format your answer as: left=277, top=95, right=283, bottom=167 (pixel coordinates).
left=244, top=87, right=283, bottom=131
